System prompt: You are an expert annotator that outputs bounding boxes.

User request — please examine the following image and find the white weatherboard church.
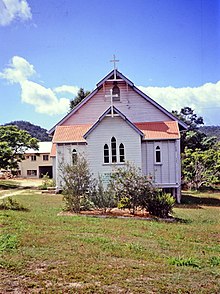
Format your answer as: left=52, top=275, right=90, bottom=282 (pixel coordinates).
left=49, top=59, right=187, bottom=203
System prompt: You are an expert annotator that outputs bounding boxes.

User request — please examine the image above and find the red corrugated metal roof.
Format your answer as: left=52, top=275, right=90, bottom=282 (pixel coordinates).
left=52, top=121, right=179, bottom=147
left=134, top=121, right=180, bottom=140
left=50, top=143, right=56, bottom=157
left=52, top=124, right=92, bottom=143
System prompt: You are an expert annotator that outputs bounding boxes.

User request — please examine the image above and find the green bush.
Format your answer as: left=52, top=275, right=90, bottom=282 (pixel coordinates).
left=110, top=162, right=155, bottom=214
left=61, top=155, right=96, bottom=213
left=89, top=175, right=116, bottom=212
left=0, top=197, right=28, bottom=211
left=146, top=191, right=175, bottom=218
left=39, top=173, right=55, bottom=190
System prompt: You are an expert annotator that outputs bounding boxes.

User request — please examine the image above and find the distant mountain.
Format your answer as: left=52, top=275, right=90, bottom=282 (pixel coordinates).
left=199, top=126, right=220, bottom=141
left=4, top=121, right=52, bottom=141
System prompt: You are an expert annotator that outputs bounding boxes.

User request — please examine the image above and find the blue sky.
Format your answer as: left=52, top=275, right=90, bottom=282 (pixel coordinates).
left=0, top=0, right=220, bottom=129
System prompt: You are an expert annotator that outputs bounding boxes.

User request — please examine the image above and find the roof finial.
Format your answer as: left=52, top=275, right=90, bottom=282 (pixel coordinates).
left=110, top=54, right=119, bottom=79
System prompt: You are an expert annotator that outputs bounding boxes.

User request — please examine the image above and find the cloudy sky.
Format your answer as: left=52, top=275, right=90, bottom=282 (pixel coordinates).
left=0, top=0, right=220, bottom=129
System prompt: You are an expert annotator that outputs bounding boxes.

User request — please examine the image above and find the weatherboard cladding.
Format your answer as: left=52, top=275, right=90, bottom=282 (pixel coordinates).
left=86, top=115, right=142, bottom=178
left=48, top=70, right=187, bottom=134
left=61, top=83, right=172, bottom=126
left=142, top=140, right=179, bottom=186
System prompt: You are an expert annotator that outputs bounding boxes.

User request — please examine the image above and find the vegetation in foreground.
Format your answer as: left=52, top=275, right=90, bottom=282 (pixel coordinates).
left=0, top=188, right=219, bottom=293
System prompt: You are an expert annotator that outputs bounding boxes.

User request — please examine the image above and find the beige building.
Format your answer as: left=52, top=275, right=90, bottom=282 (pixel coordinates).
left=19, top=142, right=53, bottom=178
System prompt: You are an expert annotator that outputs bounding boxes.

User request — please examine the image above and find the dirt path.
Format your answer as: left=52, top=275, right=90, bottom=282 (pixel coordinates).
left=0, top=189, right=28, bottom=200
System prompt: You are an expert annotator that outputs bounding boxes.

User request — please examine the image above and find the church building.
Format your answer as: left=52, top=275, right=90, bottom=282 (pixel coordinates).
left=49, top=61, right=187, bottom=203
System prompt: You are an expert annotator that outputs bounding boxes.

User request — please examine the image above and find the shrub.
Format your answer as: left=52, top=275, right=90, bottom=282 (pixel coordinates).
left=110, top=162, right=156, bottom=214
left=90, top=175, right=116, bottom=212
left=0, top=197, right=28, bottom=211
left=61, top=155, right=96, bottom=213
left=146, top=191, right=175, bottom=218
left=39, top=173, right=55, bottom=190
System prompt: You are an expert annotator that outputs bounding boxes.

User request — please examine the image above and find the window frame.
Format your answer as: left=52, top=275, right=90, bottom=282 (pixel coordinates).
left=43, top=155, right=49, bottom=161
left=27, top=170, right=37, bottom=176
left=31, top=155, right=36, bottom=161
left=72, top=149, right=77, bottom=165
left=112, top=84, right=120, bottom=101
left=119, top=143, right=125, bottom=163
left=155, top=145, right=162, bottom=164
left=111, top=137, right=117, bottom=163
left=104, top=144, right=110, bottom=163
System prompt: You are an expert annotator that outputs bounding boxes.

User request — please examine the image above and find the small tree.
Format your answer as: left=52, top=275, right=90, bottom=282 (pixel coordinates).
left=0, top=125, right=39, bottom=170
left=61, top=155, right=95, bottom=213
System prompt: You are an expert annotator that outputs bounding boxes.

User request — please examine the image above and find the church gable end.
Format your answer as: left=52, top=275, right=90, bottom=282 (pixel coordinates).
left=49, top=69, right=186, bottom=134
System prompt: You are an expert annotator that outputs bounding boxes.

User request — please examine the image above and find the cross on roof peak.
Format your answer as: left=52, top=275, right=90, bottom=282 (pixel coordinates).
left=110, top=55, right=119, bottom=79
left=110, top=54, right=119, bottom=70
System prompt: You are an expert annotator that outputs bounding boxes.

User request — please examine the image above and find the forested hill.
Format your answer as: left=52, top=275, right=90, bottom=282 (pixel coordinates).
left=4, top=121, right=51, bottom=141
left=199, top=126, right=220, bottom=141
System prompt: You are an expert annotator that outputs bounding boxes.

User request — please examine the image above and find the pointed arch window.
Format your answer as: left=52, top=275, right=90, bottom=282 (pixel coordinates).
left=112, top=84, right=120, bottom=101
left=111, top=137, right=117, bottom=163
left=155, top=146, right=161, bottom=163
left=104, top=144, right=109, bottom=163
left=72, top=149, right=77, bottom=165
left=119, top=143, right=125, bottom=162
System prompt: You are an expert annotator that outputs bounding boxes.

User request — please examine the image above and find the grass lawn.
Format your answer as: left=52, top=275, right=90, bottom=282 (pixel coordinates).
left=0, top=189, right=220, bottom=293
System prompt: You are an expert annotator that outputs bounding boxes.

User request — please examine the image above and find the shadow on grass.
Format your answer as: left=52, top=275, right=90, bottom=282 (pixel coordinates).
left=0, top=182, right=20, bottom=190
left=178, top=194, right=220, bottom=208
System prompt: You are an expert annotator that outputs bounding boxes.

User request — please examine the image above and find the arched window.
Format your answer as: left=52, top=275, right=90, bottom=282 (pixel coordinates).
left=119, top=143, right=125, bottom=162
left=104, top=144, right=109, bottom=163
left=72, top=149, right=77, bottom=165
left=111, top=137, right=117, bottom=163
left=155, top=146, right=161, bottom=163
left=112, top=84, right=120, bottom=101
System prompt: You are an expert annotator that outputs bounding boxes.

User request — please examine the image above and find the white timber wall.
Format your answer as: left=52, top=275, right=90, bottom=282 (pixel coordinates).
left=141, top=140, right=180, bottom=187
left=56, top=143, right=87, bottom=189
left=86, top=115, right=142, bottom=180
left=63, top=83, right=171, bottom=126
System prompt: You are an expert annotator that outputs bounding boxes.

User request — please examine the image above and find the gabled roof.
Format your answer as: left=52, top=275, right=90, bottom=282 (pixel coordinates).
left=84, top=106, right=144, bottom=139
left=96, top=69, right=134, bottom=87
left=135, top=121, right=180, bottom=140
left=48, top=69, right=187, bottom=134
left=52, top=124, right=92, bottom=143
left=50, top=119, right=180, bottom=154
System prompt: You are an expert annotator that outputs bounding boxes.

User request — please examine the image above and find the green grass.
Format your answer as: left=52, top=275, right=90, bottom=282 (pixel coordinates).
left=0, top=191, right=220, bottom=293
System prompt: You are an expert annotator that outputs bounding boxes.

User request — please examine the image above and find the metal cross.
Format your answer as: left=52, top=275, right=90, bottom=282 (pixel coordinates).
left=105, top=89, right=118, bottom=117
left=110, top=54, right=119, bottom=79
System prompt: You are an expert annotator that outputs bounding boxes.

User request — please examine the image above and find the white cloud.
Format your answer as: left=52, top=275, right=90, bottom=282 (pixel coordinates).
left=0, top=56, right=36, bottom=83
left=54, top=85, right=79, bottom=95
left=21, top=81, right=70, bottom=115
left=0, top=56, right=78, bottom=115
left=138, top=81, right=220, bottom=122
left=0, top=0, right=32, bottom=26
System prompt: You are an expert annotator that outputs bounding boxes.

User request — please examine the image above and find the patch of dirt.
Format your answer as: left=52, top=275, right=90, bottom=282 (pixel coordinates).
left=58, top=208, right=176, bottom=222
left=13, top=178, right=43, bottom=188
